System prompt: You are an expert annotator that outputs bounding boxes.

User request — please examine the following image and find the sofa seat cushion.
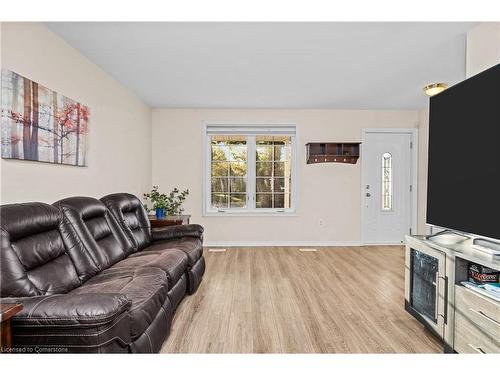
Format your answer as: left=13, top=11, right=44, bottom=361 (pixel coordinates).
left=146, top=237, right=203, bottom=267
left=71, top=267, right=168, bottom=339
left=111, top=249, right=188, bottom=289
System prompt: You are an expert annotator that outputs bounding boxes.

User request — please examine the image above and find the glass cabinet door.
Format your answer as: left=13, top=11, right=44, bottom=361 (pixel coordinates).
left=410, top=249, right=439, bottom=323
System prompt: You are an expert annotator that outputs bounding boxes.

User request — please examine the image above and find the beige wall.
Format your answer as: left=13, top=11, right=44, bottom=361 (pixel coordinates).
left=466, top=22, right=500, bottom=78
left=152, top=109, right=419, bottom=245
left=0, top=23, right=152, bottom=204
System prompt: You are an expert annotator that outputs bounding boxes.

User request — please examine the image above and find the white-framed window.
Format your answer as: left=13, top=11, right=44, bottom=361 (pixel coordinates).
left=204, top=124, right=297, bottom=215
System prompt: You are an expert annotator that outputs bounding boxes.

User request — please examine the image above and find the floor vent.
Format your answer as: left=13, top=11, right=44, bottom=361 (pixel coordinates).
left=208, top=248, right=227, bottom=253
left=298, top=248, right=318, bottom=252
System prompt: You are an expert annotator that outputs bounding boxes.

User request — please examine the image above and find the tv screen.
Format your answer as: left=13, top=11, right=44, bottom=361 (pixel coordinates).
left=427, top=63, right=500, bottom=240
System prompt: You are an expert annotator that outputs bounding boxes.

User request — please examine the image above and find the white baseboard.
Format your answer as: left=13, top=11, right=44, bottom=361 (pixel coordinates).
left=362, top=242, right=405, bottom=246
left=204, top=240, right=363, bottom=248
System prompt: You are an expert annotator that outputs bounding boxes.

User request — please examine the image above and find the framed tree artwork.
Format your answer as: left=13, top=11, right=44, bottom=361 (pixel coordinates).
left=1, top=70, right=89, bottom=166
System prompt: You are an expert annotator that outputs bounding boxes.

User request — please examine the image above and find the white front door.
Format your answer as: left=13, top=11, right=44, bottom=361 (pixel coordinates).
left=362, top=130, right=414, bottom=244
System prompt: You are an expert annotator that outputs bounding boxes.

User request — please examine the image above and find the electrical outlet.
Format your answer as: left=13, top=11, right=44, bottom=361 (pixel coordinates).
left=318, top=219, right=324, bottom=226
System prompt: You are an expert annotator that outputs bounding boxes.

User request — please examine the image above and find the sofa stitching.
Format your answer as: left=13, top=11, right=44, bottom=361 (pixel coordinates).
left=17, top=299, right=131, bottom=322
left=14, top=310, right=130, bottom=335
left=14, top=315, right=125, bottom=326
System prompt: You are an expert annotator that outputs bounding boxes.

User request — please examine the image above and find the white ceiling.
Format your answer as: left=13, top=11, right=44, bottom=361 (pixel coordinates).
left=46, top=22, right=475, bottom=109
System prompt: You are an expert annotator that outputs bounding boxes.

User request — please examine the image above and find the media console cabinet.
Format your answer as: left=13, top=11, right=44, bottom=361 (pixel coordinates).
left=405, top=234, right=500, bottom=353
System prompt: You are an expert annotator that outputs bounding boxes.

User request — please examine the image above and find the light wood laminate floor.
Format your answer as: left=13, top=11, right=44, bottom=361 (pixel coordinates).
left=161, top=246, right=442, bottom=353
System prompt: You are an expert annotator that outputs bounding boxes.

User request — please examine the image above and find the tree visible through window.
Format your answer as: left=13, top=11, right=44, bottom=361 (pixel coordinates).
left=382, top=152, right=393, bottom=211
left=211, top=136, right=247, bottom=209
left=256, top=136, right=292, bottom=209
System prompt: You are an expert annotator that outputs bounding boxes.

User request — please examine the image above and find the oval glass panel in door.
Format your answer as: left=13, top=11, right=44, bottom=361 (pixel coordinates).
left=381, top=152, right=393, bottom=211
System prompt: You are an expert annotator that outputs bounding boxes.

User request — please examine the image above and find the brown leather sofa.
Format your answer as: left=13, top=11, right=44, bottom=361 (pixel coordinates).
left=0, top=193, right=205, bottom=353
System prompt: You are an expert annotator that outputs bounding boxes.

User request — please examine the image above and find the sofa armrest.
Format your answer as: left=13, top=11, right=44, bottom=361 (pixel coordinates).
left=151, top=224, right=204, bottom=243
left=0, top=294, right=132, bottom=353
left=2, top=293, right=131, bottom=327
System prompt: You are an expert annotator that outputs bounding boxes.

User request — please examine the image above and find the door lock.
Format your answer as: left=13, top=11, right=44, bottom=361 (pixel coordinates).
left=366, top=193, right=371, bottom=197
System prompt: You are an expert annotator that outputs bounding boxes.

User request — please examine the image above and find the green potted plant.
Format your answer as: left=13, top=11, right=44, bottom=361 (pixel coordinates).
left=144, top=186, right=189, bottom=222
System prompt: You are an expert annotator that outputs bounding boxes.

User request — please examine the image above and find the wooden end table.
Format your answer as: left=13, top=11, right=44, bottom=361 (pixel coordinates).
left=0, top=303, right=22, bottom=351
left=149, top=214, right=191, bottom=228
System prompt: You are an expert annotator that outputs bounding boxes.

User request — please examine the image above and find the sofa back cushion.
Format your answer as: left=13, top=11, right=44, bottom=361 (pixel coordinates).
left=101, top=193, right=152, bottom=251
left=54, top=197, right=135, bottom=279
left=0, top=203, right=80, bottom=297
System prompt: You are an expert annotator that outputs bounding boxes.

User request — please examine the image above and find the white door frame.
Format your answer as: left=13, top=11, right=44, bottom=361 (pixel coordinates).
left=360, top=128, right=418, bottom=245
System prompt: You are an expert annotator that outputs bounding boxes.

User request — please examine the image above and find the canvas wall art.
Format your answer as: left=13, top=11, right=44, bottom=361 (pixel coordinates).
left=1, top=70, right=89, bottom=166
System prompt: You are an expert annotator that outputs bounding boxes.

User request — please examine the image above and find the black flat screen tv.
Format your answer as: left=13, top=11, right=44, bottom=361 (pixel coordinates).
left=427, top=63, right=500, bottom=241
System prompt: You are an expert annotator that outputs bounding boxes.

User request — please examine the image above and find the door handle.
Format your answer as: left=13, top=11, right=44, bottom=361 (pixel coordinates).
left=366, top=193, right=371, bottom=197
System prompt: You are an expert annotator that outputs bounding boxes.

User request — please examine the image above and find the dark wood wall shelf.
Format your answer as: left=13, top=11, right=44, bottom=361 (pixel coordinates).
left=306, top=142, right=361, bottom=164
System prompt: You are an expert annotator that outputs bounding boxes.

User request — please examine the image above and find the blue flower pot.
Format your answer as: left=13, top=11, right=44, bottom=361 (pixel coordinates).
left=155, top=208, right=165, bottom=220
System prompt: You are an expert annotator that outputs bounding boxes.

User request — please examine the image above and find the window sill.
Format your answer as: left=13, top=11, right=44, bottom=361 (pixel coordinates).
left=203, top=211, right=298, bottom=217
